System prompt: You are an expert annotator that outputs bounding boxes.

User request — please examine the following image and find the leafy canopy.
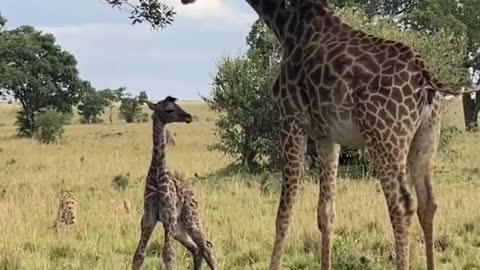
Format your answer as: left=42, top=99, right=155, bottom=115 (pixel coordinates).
left=119, top=95, right=143, bottom=123
left=103, top=0, right=175, bottom=29
left=78, top=82, right=110, bottom=124
left=333, top=0, right=480, bottom=81
left=0, top=24, right=84, bottom=135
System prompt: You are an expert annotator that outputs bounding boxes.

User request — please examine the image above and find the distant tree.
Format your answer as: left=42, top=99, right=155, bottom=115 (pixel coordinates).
left=0, top=13, right=6, bottom=29
left=0, top=14, right=6, bottom=101
left=103, top=0, right=175, bottom=29
left=331, top=0, right=421, bottom=17
left=99, top=87, right=126, bottom=123
left=0, top=24, right=83, bottom=136
left=119, top=95, right=142, bottom=123
left=138, top=91, right=148, bottom=104
left=78, top=82, right=109, bottom=124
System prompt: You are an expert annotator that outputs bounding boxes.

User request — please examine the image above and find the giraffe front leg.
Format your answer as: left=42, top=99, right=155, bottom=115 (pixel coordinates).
left=315, top=140, right=340, bottom=270
left=132, top=211, right=157, bottom=270
left=162, top=220, right=177, bottom=270
left=269, top=117, right=306, bottom=270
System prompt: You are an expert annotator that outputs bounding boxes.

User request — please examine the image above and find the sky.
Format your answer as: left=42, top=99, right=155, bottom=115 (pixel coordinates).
left=0, top=0, right=258, bottom=100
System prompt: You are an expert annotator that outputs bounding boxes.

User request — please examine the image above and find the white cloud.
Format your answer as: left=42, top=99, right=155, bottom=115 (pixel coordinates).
left=36, top=17, right=251, bottom=100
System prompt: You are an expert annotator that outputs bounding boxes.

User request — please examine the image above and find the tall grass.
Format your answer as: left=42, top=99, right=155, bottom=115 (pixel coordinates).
left=0, top=100, right=479, bottom=269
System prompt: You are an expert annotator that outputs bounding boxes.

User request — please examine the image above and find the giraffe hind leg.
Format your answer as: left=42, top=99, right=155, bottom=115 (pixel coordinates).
left=174, top=222, right=203, bottom=270
left=369, top=143, right=415, bottom=270
left=188, top=229, right=215, bottom=270
left=132, top=211, right=157, bottom=270
left=314, top=139, right=340, bottom=270
left=182, top=208, right=216, bottom=269
left=408, top=119, right=441, bottom=270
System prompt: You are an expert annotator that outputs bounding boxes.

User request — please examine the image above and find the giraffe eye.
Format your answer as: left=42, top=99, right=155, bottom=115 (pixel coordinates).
left=165, top=109, right=174, bottom=114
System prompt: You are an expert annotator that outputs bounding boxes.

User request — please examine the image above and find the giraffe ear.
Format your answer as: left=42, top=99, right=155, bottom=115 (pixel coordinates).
left=146, top=101, right=156, bottom=110
left=165, top=96, right=177, bottom=103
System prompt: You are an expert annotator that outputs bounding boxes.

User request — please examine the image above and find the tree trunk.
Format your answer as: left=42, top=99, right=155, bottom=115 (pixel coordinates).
left=109, top=107, right=113, bottom=124
left=462, top=92, right=479, bottom=131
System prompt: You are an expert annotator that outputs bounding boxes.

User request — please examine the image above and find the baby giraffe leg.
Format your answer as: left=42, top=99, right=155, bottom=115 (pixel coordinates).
left=132, top=211, right=157, bottom=270
left=174, top=226, right=203, bottom=270
left=162, top=220, right=177, bottom=270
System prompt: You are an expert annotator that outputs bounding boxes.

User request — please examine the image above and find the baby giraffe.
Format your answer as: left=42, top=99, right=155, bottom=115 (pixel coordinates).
left=132, top=96, right=216, bottom=270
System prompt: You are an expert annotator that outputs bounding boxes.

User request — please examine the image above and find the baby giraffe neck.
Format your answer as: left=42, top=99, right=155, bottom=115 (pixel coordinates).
left=151, top=118, right=168, bottom=180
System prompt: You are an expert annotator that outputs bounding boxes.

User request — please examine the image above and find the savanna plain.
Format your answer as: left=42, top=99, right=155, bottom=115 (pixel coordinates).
left=0, top=100, right=479, bottom=270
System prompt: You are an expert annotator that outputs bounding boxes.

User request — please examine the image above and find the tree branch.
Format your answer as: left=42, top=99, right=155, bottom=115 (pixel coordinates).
left=102, top=0, right=176, bottom=29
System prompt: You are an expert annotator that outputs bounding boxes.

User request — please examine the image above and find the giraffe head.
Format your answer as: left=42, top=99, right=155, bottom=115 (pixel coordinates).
left=146, top=96, right=193, bottom=124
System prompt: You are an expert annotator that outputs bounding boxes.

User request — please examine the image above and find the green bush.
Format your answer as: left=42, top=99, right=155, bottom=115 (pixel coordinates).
left=136, top=113, right=150, bottom=123
left=33, top=110, right=68, bottom=144
left=119, top=97, right=141, bottom=123
left=79, top=117, right=103, bottom=124
left=112, top=174, right=129, bottom=191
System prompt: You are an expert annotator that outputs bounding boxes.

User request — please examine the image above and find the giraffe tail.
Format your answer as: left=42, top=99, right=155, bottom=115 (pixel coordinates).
left=422, top=69, right=459, bottom=96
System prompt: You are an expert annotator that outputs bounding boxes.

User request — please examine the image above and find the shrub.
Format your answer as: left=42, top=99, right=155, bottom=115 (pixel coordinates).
left=112, top=174, right=129, bottom=191
left=137, top=113, right=150, bottom=123
left=79, top=117, right=103, bottom=124
left=33, top=110, right=68, bottom=144
left=119, top=97, right=141, bottom=123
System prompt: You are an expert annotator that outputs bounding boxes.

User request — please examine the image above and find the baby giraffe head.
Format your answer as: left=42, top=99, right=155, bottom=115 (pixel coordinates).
left=146, top=96, right=193, bottom=124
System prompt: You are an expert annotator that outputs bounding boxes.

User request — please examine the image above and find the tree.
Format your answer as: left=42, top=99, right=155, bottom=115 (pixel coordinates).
left=103, top=0, right=175, bottom=29
left=0, top=13, right=6, bottom=29
left=0, top=24, right=84, bottom=136
left=202, top=19, right=281, bottom=171
left=332, top=0, right=421, bottom=17
left=138, top=91, right=148, bottom=104
left=0, top=14, right=6, bottom=101
left=78, top=82, right=109, bottom=124
left=205, top=55, right=279, bottom=171
left=34, top=109, right=69, bottom=144
left=119, top=95, right=142, bottom=123
left=98, top=87, right=126, bottom=123
left=205, top=8, right=468, bottom=172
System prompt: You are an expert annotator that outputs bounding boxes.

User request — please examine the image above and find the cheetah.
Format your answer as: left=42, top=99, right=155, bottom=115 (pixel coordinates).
left=52, top=189, right=77, bottom=232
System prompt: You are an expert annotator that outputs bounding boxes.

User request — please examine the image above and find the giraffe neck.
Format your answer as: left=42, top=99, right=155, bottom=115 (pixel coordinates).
left=150, top=118, right=168, bottom=183
left=245, top=0, right=333, bottom=47
left=245, top=0, right=290, bottom=42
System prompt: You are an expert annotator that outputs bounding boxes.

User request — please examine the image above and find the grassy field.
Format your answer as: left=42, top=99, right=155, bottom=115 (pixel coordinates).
left=0, top=100, right=479, bottom=270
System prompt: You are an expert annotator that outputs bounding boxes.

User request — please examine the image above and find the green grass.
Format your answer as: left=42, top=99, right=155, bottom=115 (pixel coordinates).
left=0, top=99, right=479, bottom=269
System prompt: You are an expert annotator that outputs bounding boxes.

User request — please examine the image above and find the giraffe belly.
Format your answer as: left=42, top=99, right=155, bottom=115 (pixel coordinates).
left=329, top=119, right=365, bottom=149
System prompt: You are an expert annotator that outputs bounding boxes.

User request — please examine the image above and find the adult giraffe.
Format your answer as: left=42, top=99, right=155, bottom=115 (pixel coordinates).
left=181, top=0, right=459, bottom=269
